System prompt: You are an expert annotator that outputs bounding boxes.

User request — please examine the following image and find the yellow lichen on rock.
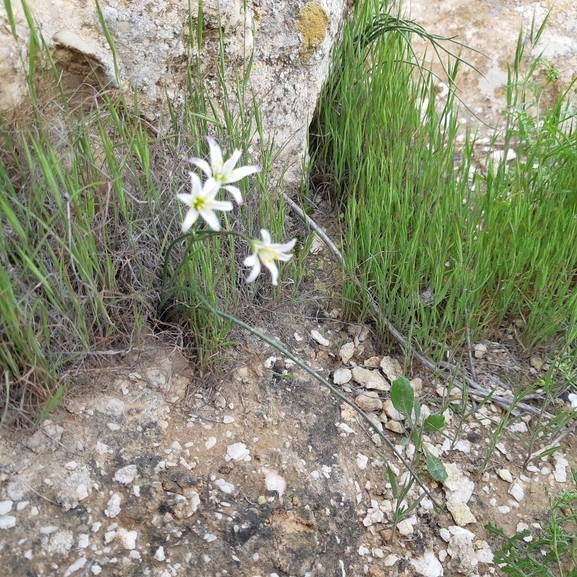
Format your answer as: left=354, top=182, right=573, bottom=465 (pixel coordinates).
left=296, top=2, right=329, bottom=62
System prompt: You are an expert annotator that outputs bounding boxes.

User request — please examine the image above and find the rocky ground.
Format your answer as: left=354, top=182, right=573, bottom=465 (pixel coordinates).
left=1, top=288, right=576, bottom=577
left=2, top=1, right=577, bottom=576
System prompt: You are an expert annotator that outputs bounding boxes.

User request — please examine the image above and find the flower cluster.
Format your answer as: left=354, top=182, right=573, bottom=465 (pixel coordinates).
left=177, top=137, right=296, bottom=285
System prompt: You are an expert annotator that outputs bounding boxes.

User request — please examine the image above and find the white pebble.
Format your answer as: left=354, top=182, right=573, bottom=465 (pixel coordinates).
left=0, top=516, right=16, bottom=529
left=154, top=546, right=166, bottom=561
left=104, top=494, right=121, bottom=518
left=356, top=454, right=369, bottom=470
left=63, top=557, right=86, bottom=577
left=311, top=330, right=330, bottom=346
left=214, top=478, right=235, bottom=494
left=78, top=534, right=89, bottom=549
left=262, top=468, right=286, bottom=497
left=223, top=416, right=235, bottom=424
left=225, top=442, right=251, bottom=462
left=113, top=465, right=138, bottom=485
left=0, top=501, right=13, bottom=515
left=116, top=528, right=137, bottom=550
left=497, top=469, right=513, bottom=483
left=508, top=483, right=525, bottom=502
left=410, top=550, right=444, bottom=577
left=205, top=437, right=217, bottom=450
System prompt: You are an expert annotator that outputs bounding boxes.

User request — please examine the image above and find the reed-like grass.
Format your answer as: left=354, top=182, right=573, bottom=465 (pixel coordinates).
left=312, top=0, right=577, bottom=361
left=0, top=0, right=294, bottom=426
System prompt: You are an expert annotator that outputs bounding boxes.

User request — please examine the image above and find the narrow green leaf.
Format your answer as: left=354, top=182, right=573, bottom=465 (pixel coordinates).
left=391, top=376, right=414, bottom=421
left=3, top=0, right=17, bottom=39
left=424, top=414, right=445, bottom=433
left=424, top=446, right=447, bottom=482
left=387, top=464, right=398, bottom=495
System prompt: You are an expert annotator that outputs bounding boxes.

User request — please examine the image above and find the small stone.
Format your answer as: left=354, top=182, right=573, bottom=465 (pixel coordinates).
left=498, top=505, right=511, bottom=514
left=113, top=465, right=138, bottom=485
left=339, top=342, right=355, bottom=364
left=154, top=546, right=166, bottom=561
left=385, top=421, right=404, bottom=434
left=333, top=368, right=352, bottom=385
left=397, top=515, right=417, bottom=536
left=474, top=343, right=487, bottom=358
left=223, top=415, right=235, bottom=424
left=410, top=378, right=423, bottom=396
left=214, top=478, right=235, bottom=494
left=364, top=356, right=382, bottom=368
left=104, top=494, right=121, bottom=518
left=384, top=553, right=399, bottom=566
left=382, top=399, right=403, bottom=421
left=63, top=557, right=86, bottom=577
left=0, top=516, right=16, bottom=529
left=25, top=423, right=64, bottom=453
left=65, top=461, right=78, bottom=471
left=78, top=534, right=89, bottom=549
left=311, top=330, right=329, bottom=346
left=443, top=464, right=475, bottom=503
left=357, top=454, right=369, bottom=470
left=508, top=482, right=525, bottom=502
left=95, top=441, right=113, bottom=455
left=262, top=468, right=286, bottom=497
left=352, top=366, right=389, bottom=391
left=379, top=356, right=403, bottom=382
left=225, top=442, right=251, bottom=462
left=116, top=528, right=137, bottom=550
left=355, top=393, right=383, bottom=412
left=410, top=551, right=444, bottom=577
left=508, top=422, right=528, bottom=433
left=0, top=501, right=13, bottom=515
left=530, top=356, right=544, bottom=371
left=447, top=499, right=477, bottom=526
left=380, top=529, right=393, bottom=542
left=497, top=469, right=513, bottom=483
left=205, top=437, right=217, bottom=450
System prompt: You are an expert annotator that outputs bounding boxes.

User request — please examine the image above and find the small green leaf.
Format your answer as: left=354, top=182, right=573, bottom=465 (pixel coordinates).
left=387, top=464, right=398, bottom=494
left=535, top=445, right=563, bottom=459
left=391, top=377, right=414, bottom=421
left=424, top=414, right=445, bottom=433
left=424, top=446, right=447, bottom=482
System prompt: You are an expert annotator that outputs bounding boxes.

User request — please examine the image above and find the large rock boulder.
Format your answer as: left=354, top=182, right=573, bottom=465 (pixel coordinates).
left=0, top=0, right=346, bottom=189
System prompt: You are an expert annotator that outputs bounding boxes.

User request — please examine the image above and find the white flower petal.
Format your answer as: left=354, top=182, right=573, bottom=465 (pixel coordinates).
left=226, top=165, right=261, bottom=182
left=176, top=193, right=194, bottom=207
left=220, top=149, right=242, bottom=176
left=188, top=157, right=212, bottom=178
left=200, top=209, right=222, bottom=231
left=243, top=253, right=259, bottom=267
left=263, top=260, right=280, bottom=285
left=223, top=185, right=243, bottom=205
left=260, top=229, right=272, bottom=244
left=207, top=136, right=223, bottom=168
left=245, top=257, right=261, bottom=283
left=181, top=208, right=199, bottom=232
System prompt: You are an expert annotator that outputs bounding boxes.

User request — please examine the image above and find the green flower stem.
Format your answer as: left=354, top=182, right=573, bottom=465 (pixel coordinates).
left=198, top=300, right=443, bottom=512
left=158, top=229, right=253, bottom=316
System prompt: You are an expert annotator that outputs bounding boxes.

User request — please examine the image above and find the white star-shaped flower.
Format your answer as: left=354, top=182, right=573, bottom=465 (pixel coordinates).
left=177, top=173, right=233, bottom=232
left=244, top=229, right=297, bottom=286
left=188, top=136, right=261, bottom=205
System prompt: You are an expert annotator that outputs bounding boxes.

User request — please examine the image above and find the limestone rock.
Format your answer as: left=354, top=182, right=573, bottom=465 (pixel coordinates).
left=355, top=393, right=383, bottom=413
left=352, top=366, right=389, bottom=391
left=0, top=0, right=347, bottom=190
